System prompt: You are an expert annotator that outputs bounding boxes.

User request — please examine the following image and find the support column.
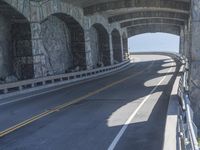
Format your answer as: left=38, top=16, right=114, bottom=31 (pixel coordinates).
left=31, top=23, right=47, bottom=78
left=123, top=37, right=128, bottom=60
left=183, top=24, right=190, bottom=58
left=189, top=0, right=200, bottom=129
left=109, top=34, right=114, bottom=65
left=29, top=2, right=48, bottom=78
left=179, top=27, right=184, bottom=56
left=120, top=36, right=124, bottom=61
left=84, top=29, right=93, bottom=70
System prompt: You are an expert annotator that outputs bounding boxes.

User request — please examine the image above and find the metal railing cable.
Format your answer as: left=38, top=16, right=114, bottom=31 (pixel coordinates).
left=178, top=59, right=199, bottom=150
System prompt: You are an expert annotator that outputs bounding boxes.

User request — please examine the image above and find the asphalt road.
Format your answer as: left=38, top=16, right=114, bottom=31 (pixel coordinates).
left=0, top=54, right=180, bottom=150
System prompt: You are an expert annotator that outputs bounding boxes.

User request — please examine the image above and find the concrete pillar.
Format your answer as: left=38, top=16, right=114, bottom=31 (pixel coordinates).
left=179, top=27, right=184, bottom=55
left=109, top=34, right=114, bottom=65
left=31, top=23, right=47, bottom=78
left=189, top=0, right=200, bottom=129
left=182, top=25, right=189, bottom=57
left=84, top=29, right=93, bottom=70
left=120, top=36, right=124, bottom=61
left=183, top=24, right=190, bottom=58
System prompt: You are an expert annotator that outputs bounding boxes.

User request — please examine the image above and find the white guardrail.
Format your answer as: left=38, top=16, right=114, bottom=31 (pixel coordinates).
left=0, top=60, right=130, bottom=95
left=178, top=58, right=199, bottom=150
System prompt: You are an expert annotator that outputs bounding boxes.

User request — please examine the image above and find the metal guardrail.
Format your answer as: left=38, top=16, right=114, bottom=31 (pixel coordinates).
left=0, top=60, right=130, bottom=95
left=178, top=59, right=199, bottom=150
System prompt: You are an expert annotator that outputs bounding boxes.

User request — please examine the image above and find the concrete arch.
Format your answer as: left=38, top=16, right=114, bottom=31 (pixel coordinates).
left=127, top=24, right=180, bottom=37
left=87, top=14, right=123, bottom=36
left=87, top=14, right=110, bottom=33
left=0, top=0, right=33, bottom=83
left=84, top=0, right=189, bottom=15
left=40, top=0, right=85, bottom=29
left=109, top=22, right=124, bottom=36
left=90, top=23, right=111, bottom=66
left=41, top=13, right=86, bottom=75
left=108, top=11, right=188, bottom=23
left=126, top=22, right=183, bottom=30
left=112, top=29, right=123, bottom=63
left=121, top=18, right=184, bottom=28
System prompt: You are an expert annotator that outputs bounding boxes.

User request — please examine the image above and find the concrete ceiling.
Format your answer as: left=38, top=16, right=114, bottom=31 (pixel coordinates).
left=83, top=0, right=189, bottom=16
left=63, top=0, right=190, bottom=8
left=127, top=24, right=180, bottom=37
left=63, top=0, right=191, bottom=36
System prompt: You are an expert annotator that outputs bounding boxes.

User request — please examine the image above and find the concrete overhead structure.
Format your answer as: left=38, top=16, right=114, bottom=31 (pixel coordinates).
left=188, top=0, right=200, bottom=129
left=1, top=0, right=200, bottom=130
left=0, top=0, right=189, bottom=73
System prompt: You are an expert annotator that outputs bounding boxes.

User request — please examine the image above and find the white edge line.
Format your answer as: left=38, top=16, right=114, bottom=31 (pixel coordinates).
left=107, top=60, right=174, bottom=150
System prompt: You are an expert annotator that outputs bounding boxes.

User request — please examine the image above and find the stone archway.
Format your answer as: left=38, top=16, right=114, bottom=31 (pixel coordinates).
left=0, top=1, right=33, bottom=83
left=90, top=23, right=111, bottom=67
left=41, top=13, right=86, bottom=75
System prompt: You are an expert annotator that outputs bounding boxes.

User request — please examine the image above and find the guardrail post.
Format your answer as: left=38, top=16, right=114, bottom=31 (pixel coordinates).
left=179, top=61, right=199, bottom=150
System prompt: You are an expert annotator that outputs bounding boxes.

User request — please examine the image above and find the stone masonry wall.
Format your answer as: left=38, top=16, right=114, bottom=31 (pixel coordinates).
left=89, top=27, right=99, bottom=68
left=0, top=0, right=124, bottom=79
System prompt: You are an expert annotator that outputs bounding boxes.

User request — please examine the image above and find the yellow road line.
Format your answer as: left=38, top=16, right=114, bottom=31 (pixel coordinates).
left=0, top=60, right=155, bottom=138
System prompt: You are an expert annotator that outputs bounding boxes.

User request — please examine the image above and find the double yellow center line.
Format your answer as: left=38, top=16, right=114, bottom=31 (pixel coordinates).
left=0, top=61, right=154, bottom=138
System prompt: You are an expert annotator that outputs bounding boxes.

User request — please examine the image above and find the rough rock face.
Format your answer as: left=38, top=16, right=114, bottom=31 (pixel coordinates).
left=89, top=27, right=99, bottom=68
left=5, top=75, right=18, bottom=83
left=41, top=16, right=73, bottom=75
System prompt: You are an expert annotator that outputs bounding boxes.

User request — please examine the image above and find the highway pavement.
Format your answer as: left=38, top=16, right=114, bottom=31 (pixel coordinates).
left=0, top=54, right=180, bottom=150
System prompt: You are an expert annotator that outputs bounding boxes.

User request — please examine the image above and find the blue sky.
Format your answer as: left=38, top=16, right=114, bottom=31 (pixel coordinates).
left=128, top=33, right=180, bottom=53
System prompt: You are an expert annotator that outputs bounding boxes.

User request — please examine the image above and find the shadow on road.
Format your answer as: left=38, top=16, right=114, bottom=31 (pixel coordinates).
left=0, top=55, right=181, bottom=150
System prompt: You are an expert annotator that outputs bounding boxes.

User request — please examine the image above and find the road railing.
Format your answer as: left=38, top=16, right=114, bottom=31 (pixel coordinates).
left=0, top=60, right=130, bottom=96
left=131, top=51, right=184, bottom=63
left=178, top=59, right=199, bottom=150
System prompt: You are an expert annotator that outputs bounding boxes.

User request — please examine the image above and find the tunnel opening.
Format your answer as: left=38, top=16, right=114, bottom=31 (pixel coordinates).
left=112, top=29, right=123, bottom=63
left=41, top=13, right=86, bottom=75
left=0, top=1, right=33, bottom=84
left=128, top=33, right=180, bottom=53
left=90, top=23, right=111, bottom=68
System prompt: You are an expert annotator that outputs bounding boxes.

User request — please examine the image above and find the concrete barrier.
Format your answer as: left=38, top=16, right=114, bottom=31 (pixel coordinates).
left=0, top=60, right=130, bottom=98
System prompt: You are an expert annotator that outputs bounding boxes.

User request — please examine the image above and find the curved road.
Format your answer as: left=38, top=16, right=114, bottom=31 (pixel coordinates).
left=0, top=54, right=180, bottom=150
